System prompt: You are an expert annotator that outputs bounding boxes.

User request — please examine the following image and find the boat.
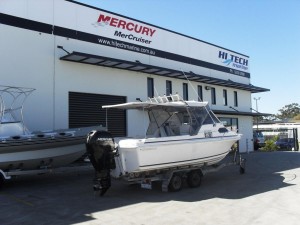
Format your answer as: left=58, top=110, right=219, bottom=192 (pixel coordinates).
left=0, top=85, right=102, bottom=173
left=86, top=94, right=242, bottom=195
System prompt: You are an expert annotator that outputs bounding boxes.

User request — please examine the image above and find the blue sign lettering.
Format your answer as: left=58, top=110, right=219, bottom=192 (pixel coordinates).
left=218, top=50, right=248, bottom=70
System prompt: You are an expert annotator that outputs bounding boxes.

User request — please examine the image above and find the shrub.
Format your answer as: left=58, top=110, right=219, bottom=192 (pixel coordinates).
left=261, top=136, right=279, bottom=152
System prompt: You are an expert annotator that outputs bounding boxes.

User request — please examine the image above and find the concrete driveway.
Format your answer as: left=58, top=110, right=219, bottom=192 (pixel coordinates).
left=1, top=151, right=300, bottom=225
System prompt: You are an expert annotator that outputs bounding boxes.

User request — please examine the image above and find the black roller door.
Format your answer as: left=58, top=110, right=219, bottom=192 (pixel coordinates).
left=69, top=92, right=127, bottom=137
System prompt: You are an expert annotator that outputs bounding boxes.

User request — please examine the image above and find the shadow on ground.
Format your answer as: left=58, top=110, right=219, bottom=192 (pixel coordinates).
left=1, top=151, right=300, bottom=225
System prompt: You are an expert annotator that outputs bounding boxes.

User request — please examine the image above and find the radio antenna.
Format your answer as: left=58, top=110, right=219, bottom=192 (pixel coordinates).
left=180, top=69, right=202, bottom=101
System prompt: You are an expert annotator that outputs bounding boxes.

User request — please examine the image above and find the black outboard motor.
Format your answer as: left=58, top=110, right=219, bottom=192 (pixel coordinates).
left=86, top=130, right=116, bottom=196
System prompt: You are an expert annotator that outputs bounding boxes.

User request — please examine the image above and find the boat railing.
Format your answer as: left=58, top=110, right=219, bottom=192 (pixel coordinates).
left=148, top=94, right=183, bottom=103
left=0, top=85, right=35, bottom=135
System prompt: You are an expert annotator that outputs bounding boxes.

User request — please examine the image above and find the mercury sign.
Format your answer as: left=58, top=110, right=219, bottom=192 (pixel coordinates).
left=95, top=14, right=156, bottom=45
left=219, top=51, right=248, bottom=71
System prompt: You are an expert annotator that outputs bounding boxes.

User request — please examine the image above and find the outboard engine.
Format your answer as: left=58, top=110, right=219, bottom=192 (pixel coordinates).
left=86, top=130, right=116, bottom=196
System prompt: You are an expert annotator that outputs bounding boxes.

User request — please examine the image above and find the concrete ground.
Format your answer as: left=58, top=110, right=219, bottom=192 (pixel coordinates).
left=1, top=151, right=300, bottom=225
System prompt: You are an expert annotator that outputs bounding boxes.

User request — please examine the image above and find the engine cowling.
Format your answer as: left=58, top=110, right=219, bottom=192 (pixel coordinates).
left=86, top=130, right=116, bottom=196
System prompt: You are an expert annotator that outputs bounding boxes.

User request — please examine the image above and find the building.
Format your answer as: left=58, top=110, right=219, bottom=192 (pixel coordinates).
left=0, top=0, right=269, bottom=153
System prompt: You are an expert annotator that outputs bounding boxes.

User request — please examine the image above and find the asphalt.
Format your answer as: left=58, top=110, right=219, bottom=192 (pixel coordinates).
left=1, top=151, right=300, bottom=225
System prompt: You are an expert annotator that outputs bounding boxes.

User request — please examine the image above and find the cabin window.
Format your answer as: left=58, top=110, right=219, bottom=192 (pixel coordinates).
left=145, top=103, right=221, bottom=138
left=188, top=106, right=219, bottom=131
left=146, top=108, right=184, bottom=137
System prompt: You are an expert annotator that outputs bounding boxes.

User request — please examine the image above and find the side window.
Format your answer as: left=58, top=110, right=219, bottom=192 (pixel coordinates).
left=183, top=83, right=188, bottom=100
left=223, top=89, right=228, bottom=106
left=166, top=80, right=172, bottom=96
left=211, top=87, right=216, bottom=105
left=197, top=85, right=203, bottom=101
left=234, top=91, right=238, bottom=107
left=147, top=77, right=154, bottom=98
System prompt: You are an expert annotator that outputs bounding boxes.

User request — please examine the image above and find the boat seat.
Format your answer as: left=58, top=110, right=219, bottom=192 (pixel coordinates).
left=160, top=96, right=169, bottom=103
left=149, top=97, right=158, bottom=103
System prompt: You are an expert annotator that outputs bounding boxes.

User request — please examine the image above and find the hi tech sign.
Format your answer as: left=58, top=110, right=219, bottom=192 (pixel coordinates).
left=218, top=51, right=248, bottom=71
left=95, top=14, right=156, bottom=45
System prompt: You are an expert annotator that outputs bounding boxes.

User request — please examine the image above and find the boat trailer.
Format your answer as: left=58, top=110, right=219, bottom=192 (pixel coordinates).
left=118, top=152, right=245, bottom=193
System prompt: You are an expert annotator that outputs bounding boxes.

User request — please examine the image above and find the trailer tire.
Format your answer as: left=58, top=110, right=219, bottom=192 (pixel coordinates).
left=187, top=170, right=202, bottom=188
left=168, top=174, right=183, bottom=192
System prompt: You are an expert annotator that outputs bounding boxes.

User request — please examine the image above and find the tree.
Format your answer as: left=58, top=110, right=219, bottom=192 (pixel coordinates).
left=277, top=103, right=300, bottom=120
left=293, top=114, right=300, bottom=121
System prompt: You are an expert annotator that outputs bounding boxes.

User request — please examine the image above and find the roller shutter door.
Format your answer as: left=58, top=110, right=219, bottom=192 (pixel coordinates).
left=69, top=92, right=127, bottom=137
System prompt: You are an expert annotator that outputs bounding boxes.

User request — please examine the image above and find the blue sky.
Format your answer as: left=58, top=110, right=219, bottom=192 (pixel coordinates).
left=77, top=0, right=300, bottom=115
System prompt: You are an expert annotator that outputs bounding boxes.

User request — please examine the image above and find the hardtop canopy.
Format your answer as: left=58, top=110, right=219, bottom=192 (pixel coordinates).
left=102, top=100, right=208, bottom=110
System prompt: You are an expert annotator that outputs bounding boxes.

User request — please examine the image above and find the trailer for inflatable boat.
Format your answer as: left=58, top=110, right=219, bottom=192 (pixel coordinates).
left=0, top=167, right=50, bottom=187
left=0, top=162, right=93, bottom=188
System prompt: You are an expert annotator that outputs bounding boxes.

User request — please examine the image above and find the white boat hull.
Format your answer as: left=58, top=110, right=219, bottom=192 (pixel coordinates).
left=114, top=134, right=241, bottom=176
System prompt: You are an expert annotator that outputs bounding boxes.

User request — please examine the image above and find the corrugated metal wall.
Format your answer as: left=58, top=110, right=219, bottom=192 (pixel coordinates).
left=69, top=92, right=127, bottom=137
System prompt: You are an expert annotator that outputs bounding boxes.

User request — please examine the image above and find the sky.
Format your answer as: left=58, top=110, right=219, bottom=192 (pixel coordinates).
left=77, top=0, right=300, bottom=115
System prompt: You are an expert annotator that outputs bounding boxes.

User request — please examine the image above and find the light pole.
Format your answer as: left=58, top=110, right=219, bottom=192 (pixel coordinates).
left=254, top=97, right=261, bottom=129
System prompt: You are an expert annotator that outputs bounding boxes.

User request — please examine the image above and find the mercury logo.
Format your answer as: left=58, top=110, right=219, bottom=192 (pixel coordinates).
left=94, top=14, right=156, bottom=37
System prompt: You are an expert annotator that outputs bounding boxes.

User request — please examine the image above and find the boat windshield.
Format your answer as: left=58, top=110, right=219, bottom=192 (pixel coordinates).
left=146, top=105, right=220, bottom=137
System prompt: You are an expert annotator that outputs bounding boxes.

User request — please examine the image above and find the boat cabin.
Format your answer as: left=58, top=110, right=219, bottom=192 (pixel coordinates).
left=103, top=94, right=222, bottom=138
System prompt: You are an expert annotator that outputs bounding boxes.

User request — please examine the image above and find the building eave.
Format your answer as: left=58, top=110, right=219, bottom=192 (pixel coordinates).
left=60, top=51, right=270, bottom=93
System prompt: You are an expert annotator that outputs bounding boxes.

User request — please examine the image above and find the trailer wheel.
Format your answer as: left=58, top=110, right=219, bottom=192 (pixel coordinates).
left=168, top=174, right=183, bottom=192
left=187, top=170, right=202, bottom=188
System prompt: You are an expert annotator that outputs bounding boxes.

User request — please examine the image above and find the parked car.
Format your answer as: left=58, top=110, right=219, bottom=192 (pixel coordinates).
left=253, top=131, right=265, bottom=150
left=275, top=138, right=295, bottom=150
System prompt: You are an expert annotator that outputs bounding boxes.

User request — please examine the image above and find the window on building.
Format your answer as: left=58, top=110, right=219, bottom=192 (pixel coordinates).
left=234, top=91, right=238, bottom=107
left=219, top=117, right=239, bottom=151
left=166, top=80, right=172, bottom=96
left=197, top=85, right=203, bottom=101
left=147, top=77, right=154, bottom=98
left=183, top=83, right=188, bottom=100
left=219, top=117, right=239, bottom=133
left=223, top=89, right=228, bottom=106
left=211, top=87, right=216, bottom=105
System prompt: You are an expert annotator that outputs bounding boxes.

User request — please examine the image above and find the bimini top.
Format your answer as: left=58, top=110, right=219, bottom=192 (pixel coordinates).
left=102, top=94, right=208, bottom=110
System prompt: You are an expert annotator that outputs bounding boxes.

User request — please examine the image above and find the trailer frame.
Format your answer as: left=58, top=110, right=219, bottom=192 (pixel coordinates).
left=0, top=162, right=93, bottom=188
left=115, top=151, right=246, bottom=192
